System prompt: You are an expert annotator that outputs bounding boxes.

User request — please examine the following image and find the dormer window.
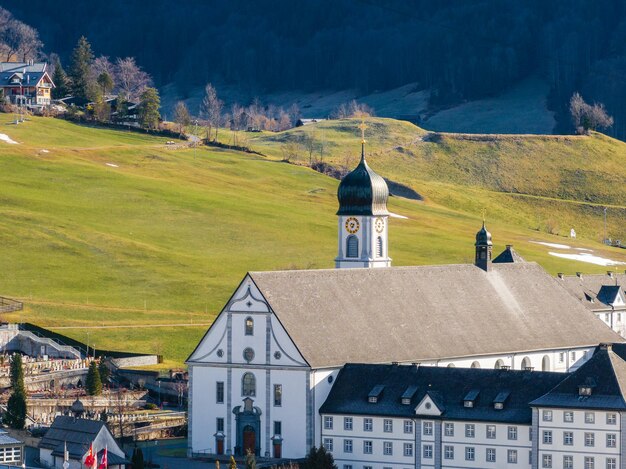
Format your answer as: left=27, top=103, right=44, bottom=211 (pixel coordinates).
left=463, top=389, right=480, bottom=408
left=401, top=385, right=418, bottom=405
left=493, top=391, right=510, bottom=410
left=579, top=386, right=593, bottom=396
left=368, top=385, right=384, bottom=403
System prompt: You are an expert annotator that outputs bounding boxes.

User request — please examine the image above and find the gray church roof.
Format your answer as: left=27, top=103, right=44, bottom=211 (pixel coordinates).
left=249, top=262, right=623, bottom=368
left=493, top=245, right=526, bottom=264
left=558, top=272, right=626, bottom=311
left=320, top=363, right=565, bottom=423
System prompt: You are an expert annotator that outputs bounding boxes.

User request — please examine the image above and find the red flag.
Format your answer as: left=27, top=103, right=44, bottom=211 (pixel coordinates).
left=84, top=444, right=96, bottom=468
left=98, top=446, right=107, bottom=469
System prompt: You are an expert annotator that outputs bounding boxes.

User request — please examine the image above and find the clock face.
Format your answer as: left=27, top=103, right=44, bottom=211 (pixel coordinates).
left=345, top=217, right=360, bottom=234
left=374, top=217, right=385, bottom=233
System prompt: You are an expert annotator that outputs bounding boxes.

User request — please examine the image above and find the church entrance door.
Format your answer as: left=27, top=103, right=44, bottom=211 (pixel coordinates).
left=243, top=425, right=256, bottom=454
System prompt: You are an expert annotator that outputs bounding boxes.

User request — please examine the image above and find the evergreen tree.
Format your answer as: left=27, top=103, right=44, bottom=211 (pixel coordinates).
left=131, top=447, right=144, bottom=469
left=138, top=87, right=161, bottom=130
left=5, top=354, right=26, bottom=429
left=301, top=446, right=337, bottom=469
left=9, top=354, right=24, bottom=392
left=100, top=409, right=108, bottom=422
left=86, top=361, right=102, bottom=395
left=97, top=72, right=114, bottom=97
left=69, top=36, right=96, bottom=101
left=98, top=359, right=110, bottom=384
left=51, top=58, right=70, bottom=100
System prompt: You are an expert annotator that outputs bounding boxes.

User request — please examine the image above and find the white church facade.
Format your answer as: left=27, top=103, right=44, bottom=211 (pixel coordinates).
left=187, top=140, right=622, bottom=459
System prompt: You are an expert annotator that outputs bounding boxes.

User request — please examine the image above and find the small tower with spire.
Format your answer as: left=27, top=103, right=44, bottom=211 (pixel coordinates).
left=475, top=217, right=493, bottom=271
left=335, top=120, right=391, bottom=268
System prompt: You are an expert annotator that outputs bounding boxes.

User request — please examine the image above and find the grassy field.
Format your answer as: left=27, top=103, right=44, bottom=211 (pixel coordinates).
left=1, top=116, right=626, bottom=368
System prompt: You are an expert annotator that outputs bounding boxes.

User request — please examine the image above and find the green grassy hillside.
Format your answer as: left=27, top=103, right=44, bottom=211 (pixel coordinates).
left=1, top=116, right=626, bottom=367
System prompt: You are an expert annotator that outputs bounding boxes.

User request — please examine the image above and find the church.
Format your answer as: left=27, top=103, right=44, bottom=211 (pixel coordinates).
left=186, top=138, right=622, bottom=460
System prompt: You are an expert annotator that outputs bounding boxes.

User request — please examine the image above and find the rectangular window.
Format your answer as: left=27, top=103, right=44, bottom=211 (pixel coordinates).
left=216, top=381, right=224, bottom=404
left=403, top=420, right=413, bottom=434
left=543, top=430, right=553, bottom=444
left=508, top=449, right=518, bottom=464
left=343, top=466, right=352, bottom=469
left=274, top=384, right=282, bottom=406
left=323, top=438, right=333, bottom=452
left=607, top=433, right=616, bottom=448
left=563, top=455, right=573, bottom=469
left=363, top=441, right=372, bottom=454
left=445, top=422, right=454, bottom=436
left=423, top=421, right=433, bottom=436
left=585, top=432, right=595, bottom=447
left=486, top=448, right=496, bottom=463
left=571, top=351, right=576, bottom=361
left=465, top=424, right=475, bottom=438
left=607, top=413, right=617, bottom=425
left=508, top=426, right=517, bottom=440
left=564, top=411, right=574, bottom=422
left=364, top=466, right=372, bottom=469
left=607, top=458, right=617, bottom=469
left=383, top=419, right=393, bottom=433
left=383, top=442, right=392, bottom=456
left=585, top=457, right=595, bottom=469
left=216, top=417, right=224, bottom=432
left=423, top=445, right=433, bottom=459
left=465, top=447, right=475, bottom=461
left=586, top=412, right=595, bottom=424
left=274, top=421, right=282, bottom=435
left=344, top=417, right=353, bottom=431
left=486, top=425, right=496, bottom=439
left=563, top=431, right=573, bottom=445
left=444, top=445, right=454, bottom=460
left=343, top=440, right=352, bottom=453
left=324, top=416, right=333, bottom=430
left=543, top=410, right=553, bottom=422
left=543, top=454, right=552, bottom=468
left=559, top=352, right=565, bottom=363
left=403, top=443, right=413, bottom=457
left=364, top=418, right=373, bottom=432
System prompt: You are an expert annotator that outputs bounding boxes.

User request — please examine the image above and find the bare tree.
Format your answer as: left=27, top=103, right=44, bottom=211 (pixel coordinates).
left=200, top=83, right=223, bottom=142
left=570, top=92, right=614, bottom=134
left=277, top=109, right=292, bottom=131
left=174, top=101, right=191, bottom=135
left=92, top=56, right=115, bottom=81
left=115, top=57, right=151, bottom=102
left=288, top=103, right=301, bottom=126
left=0, top=9, right=42, bottom=62
left=231, top=103, right=245, bottom=146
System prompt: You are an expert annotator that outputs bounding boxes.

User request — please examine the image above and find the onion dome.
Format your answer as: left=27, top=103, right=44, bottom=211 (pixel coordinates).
left=475, top=221, right=493, bottom=246
left=337, top=145, right=389, bottom=216
left=71, top=398, right=85, bottom=417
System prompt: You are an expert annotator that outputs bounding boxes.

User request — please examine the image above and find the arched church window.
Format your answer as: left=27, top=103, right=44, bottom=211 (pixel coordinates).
left=346, top=235, right=359, bottom=258
left=245, top=317, right=253, bottom=336
left=494, top=359, right=504, bottom=369
left=376, top=236, right=383, bottom=258
left=521, top=356, right=532, bottom=370
left=542, top=355, right=550, bottom=372
left=242, top=372, right=256, bottom=397
left=470, top=361, right=480, bottom=369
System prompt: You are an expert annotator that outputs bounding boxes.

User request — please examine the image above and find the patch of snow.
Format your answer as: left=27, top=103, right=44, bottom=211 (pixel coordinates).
left=40, top=149, right=49, bottom=153
left=530, top=241, right=571, bottom=249
left=105, top=163, right=119, bottom=168
left=0, top=134, right=18, bottom=144
left=389, top=212, right=408, bottom=219
left=574, top=247, right=592, bottom=252
left=548, top=251, right=626, bottom=266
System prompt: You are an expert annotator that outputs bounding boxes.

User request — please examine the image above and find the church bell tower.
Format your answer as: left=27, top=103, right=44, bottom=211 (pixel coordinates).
left=475, top=220, right=493, bottom=271
left=335, top=122, right=391, bottom=269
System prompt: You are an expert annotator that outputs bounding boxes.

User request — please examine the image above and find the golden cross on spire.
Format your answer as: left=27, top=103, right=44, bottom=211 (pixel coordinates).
left=482, top=208, right=487, bottom=222
left=358, top=118, right=367, bottom=144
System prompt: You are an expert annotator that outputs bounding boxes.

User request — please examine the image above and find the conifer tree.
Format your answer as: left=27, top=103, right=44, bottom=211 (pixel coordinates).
left=131, top=447, right=144, bottom=469
left=98, top=359, right=110, bottom=384
left=69, top=36, right=96, bottom=101
left=5, top=354, right=26, bottom=429
left=138, top=87, right=161, bottom=130
left=52, top=58, right=70, bottom=100
left=86, top=360, right=102, bottom=395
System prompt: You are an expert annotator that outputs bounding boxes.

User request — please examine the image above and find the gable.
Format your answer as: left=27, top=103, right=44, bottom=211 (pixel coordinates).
left=187, top=274, right=307, bottom=367
left=415, top=393, right=442, bottom=416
